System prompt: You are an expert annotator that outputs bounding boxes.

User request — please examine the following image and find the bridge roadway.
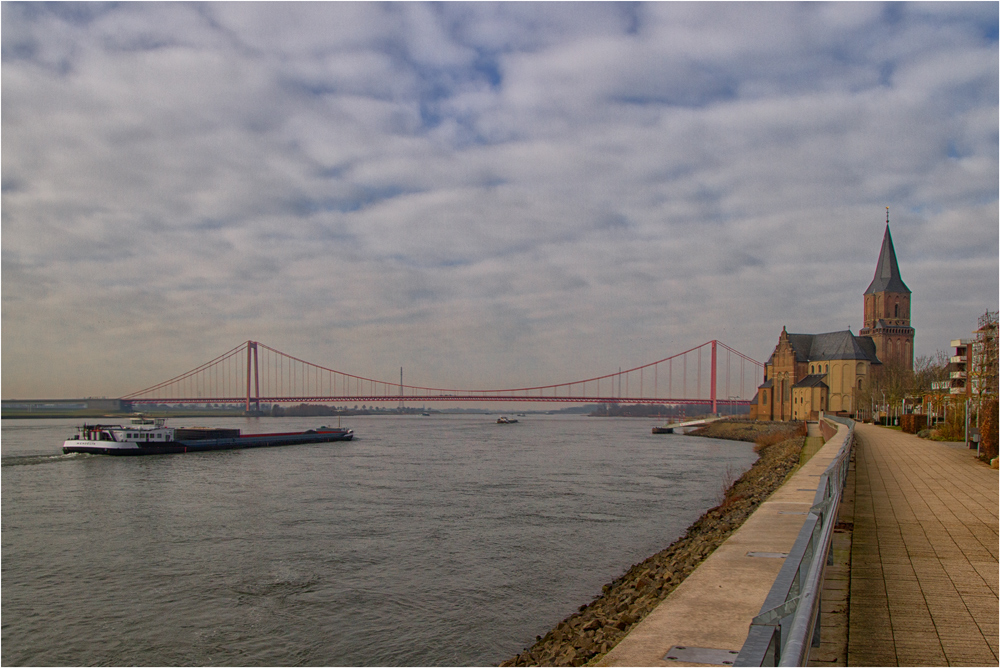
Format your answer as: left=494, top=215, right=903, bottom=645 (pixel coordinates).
left=597, top=422, right=998, bottom=667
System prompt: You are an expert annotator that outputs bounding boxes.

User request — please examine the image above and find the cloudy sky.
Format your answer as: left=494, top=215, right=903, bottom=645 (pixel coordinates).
left=3, top=2, right=997, bottom=400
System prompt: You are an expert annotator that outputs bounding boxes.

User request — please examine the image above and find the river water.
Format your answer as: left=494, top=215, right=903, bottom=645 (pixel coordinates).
left=1, top=415, right=756, bottom=666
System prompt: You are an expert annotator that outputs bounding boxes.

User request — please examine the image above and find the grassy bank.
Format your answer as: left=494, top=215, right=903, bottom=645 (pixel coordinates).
left=502, top=420, right=806, bottom=667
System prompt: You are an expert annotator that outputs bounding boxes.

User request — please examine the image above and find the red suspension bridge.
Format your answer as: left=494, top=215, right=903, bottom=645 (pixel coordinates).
left=122, top=341, right=764, bottom=413
left=122, top=340, right=763, bottom=413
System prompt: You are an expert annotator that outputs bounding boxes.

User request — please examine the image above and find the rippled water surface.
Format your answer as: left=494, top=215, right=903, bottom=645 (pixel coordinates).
left=2, top=415, right=755, bottom=666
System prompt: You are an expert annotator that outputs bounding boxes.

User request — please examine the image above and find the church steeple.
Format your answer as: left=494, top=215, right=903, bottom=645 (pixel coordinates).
left=865, top=210, right=910, bottom=296
left=859, top=208, right=914, bottom=370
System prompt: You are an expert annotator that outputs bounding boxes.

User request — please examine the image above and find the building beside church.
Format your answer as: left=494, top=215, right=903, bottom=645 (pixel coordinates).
left=750, top=215, right=913, bottom=421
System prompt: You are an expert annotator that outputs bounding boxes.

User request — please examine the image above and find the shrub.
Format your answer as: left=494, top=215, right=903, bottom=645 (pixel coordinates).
left=754, top=431, right=791, bottom=452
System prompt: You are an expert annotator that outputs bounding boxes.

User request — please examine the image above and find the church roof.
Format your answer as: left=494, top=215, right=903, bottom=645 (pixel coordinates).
left=768, top=330, right=882, bottom=365
left=864, top=224, right=910, bottom=295
left=793, top=374, right=829, bottom=389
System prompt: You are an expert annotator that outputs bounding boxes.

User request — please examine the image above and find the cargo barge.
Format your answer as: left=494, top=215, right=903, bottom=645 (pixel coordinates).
left=63, top=416, right=353, bottom=456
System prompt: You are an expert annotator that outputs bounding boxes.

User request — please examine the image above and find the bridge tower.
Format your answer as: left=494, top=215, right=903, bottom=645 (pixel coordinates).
left=245, top=341, right=260, bottom=413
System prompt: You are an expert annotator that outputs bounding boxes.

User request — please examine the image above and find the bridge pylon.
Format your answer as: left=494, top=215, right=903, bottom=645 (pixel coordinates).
left=711, top=340, right=717, bottom=414
left=245, top=341, right=260, bottom=413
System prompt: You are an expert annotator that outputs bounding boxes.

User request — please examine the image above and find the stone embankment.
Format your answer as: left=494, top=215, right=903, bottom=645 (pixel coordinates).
left=502, top=419, right=806, bottom=668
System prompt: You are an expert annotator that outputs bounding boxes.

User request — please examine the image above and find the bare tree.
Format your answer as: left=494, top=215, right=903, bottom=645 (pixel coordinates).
left=912, top=350, right=950, bottom=393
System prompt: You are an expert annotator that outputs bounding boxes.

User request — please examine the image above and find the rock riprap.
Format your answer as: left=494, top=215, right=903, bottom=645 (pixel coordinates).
left=502, top=420, right=806, bottom=667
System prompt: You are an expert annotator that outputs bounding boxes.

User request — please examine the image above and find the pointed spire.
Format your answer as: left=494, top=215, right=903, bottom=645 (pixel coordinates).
left=864, top=215, right=910, bottom=295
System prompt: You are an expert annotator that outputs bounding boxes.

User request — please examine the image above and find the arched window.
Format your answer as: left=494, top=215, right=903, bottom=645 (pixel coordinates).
left=894, top=303, right=899, bottom=317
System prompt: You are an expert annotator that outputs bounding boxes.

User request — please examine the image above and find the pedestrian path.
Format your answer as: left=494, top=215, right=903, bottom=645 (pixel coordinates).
left=850, top=424, right=998, bottom=666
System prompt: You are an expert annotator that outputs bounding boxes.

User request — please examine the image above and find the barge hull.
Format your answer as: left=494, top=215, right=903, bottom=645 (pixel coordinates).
left=63, top=430, right=353, bottom=456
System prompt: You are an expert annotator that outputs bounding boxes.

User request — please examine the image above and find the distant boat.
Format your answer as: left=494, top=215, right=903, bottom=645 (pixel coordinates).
left=496, top=416, right=518, bottom=424
left=422, top=413, right=431, bottom=416
left=652, top=417, right=716, bottom=435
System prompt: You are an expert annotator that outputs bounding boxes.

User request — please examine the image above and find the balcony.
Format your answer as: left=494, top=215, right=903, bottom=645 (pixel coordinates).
left=950, top=371, right=967, bottom=380
left=950, top=355, right=967, bottom=364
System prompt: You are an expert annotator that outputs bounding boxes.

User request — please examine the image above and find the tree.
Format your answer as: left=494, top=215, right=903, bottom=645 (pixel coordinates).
left=912, top=350, right=950, bottom=392
left=858, top=352, right=950, bottom=423
left=859, top=359, right=911, bottom=421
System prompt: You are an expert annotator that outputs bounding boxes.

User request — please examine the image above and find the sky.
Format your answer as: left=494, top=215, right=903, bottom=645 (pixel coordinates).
left=2, top=2, right=998, bottom=401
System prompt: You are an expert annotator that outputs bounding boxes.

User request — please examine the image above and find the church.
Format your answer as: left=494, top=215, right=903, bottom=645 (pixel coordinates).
left=750, top=215, right=914, bottom=421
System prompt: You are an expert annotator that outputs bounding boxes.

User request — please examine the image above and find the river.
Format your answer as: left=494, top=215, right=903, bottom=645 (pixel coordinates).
left=1, top=414, right=756, bottom=666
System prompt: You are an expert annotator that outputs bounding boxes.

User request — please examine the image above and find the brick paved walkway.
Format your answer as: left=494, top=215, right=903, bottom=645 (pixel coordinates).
left=850, top=424, right=998, bottom=666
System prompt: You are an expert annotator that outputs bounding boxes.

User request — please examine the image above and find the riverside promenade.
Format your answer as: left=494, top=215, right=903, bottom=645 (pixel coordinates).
left=848, top=424, right=998, bottom=666
left=597, top=421, right=998, bottom=667
left=597, top=422, right=851, bottom=667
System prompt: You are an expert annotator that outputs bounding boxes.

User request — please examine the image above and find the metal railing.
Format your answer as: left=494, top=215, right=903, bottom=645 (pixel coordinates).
left=734, top=417, right=854, bottom=667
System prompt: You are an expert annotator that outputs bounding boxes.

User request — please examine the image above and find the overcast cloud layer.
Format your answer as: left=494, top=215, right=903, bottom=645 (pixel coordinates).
left=3, top=2, right=998, bottom=400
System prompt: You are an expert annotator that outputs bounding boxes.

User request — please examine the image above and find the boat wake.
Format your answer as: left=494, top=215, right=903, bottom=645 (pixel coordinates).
left=1, top=452, right=90, bottom=467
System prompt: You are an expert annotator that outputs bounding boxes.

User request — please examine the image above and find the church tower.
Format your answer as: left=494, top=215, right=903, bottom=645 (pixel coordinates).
left=859, top=209, right=914, bottom=370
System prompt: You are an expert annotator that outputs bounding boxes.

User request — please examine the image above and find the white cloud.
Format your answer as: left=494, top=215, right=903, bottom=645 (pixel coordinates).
left=2, top=2, right=997, bottom=399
